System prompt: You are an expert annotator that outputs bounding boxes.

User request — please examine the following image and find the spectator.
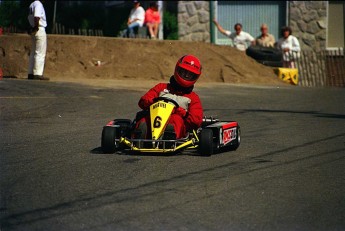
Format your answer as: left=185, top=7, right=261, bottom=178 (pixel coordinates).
left=27, top=0, right=49, bottom=80
left=212, top=19, right=255, bottom=51
left=123, top=0, right=145, bottom=38
left=145, top=1, right=161, bottom=39
left=276, top=26, right=301, bottom=68
left=256, top=23, right=275, bottom=48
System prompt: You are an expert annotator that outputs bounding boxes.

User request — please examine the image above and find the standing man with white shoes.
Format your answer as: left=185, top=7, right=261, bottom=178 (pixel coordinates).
left=27, top=0, right=49, bottom=80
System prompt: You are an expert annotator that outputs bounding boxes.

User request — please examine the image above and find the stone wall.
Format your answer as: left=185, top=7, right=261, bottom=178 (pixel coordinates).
left=287, top=1, right=327, bottom=52
left=178, top=1, right=210, bottom=42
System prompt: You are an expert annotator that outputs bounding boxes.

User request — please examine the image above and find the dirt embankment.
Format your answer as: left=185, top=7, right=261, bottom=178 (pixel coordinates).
left=0, top=34, right=283, bottom=85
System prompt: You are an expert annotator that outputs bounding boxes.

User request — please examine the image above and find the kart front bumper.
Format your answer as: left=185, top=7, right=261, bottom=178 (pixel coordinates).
left=118, top=137, right=198, bottom=153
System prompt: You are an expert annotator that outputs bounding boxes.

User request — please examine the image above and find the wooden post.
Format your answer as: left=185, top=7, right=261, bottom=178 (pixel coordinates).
left=328, top=50, right=336, bottom=86
left=339, top=48, right=344, bottom=87
left=320, top=50, right=327, bottom=86
left=300, top=51, right=306, bottom=86
left=337, top=48, right=344, bottom=87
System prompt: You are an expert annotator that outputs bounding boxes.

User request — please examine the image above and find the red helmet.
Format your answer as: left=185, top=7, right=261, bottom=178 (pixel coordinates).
left=174, top=55, right=202, bottom=88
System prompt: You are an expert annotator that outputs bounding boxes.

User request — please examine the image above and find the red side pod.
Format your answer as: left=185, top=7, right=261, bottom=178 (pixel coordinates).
left=222, top=122, right=238, bottom=145
left=106, top=121, right=115, bottom=126
left=222, top=122, right=238, bottom=130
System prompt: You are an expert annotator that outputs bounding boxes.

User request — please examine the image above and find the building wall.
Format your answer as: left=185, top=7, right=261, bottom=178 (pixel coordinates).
left=177, top=1, right=328, bottom=52
left=288, top=1, right=327, bottom=52
left=178, top=1, right=210, bottom=42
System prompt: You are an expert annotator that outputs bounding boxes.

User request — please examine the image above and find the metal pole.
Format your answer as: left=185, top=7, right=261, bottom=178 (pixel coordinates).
left=209, top=1, right=215, bottom=44
left=158, top=1, right=163, bottom=40
left=52, top=0, right=57, bottom=33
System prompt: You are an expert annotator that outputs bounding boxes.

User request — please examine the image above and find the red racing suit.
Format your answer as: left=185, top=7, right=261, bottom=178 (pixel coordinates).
left=137, top=82, right=203, bottom=138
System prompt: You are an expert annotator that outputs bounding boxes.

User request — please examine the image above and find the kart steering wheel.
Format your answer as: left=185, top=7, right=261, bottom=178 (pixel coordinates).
left=154, top=97, right=179, bottom=108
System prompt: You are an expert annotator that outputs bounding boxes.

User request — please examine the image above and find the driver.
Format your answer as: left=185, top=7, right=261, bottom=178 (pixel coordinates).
left=134, top=54, right=203, bottom=140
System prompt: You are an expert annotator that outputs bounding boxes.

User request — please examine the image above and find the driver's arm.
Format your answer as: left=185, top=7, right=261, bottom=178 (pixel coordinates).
left=185, top=93, right=203, bottom=130
left=138, top=83, right=166, bottom=110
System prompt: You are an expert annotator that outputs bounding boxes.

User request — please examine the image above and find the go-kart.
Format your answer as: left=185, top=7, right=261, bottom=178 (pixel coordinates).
left=101, top=97, right=240, bottom=156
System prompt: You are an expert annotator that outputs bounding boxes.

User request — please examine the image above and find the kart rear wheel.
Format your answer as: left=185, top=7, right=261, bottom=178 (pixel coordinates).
left=198, top=129, right=214, bottom=156
left=101, top=126, right=118, bottom=153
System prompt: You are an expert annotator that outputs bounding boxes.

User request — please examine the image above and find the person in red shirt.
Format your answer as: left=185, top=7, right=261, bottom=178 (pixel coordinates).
left=144, top=1, right=161, bottom=39
left=134, top=55, right=203, bottom=141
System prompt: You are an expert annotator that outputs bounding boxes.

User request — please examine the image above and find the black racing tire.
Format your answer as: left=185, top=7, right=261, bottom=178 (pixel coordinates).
left=114, top=119, right=132, bottom=126
left=228, top=126, right=241, bottom=151
left=256, top=60, right=283, bottom=67
left=114, top=119, right=132, bottom=138
left=246, top=46, right=282, bottom=62
left=101, top=126, right=118, bottom=153
left=198, top=129, right=214, bottom=156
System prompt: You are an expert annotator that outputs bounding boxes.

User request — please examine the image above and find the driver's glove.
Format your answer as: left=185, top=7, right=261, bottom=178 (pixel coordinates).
left=139, top=98, right=154, bottom=110
left=174, top=107, right=188, bottom=119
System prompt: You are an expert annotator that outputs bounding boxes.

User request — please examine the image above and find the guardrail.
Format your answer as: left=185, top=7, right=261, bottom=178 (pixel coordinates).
left=52, top=23, right=103, bottom=37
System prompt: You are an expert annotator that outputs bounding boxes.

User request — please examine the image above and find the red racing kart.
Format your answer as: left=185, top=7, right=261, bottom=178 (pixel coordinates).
left=101, top=97, right=240, bottom=156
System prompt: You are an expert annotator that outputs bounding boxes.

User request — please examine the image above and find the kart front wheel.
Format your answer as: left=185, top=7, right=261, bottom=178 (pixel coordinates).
left=101, top=126, right=118, bottom=153
left=198, top=129, right=214, bottom=156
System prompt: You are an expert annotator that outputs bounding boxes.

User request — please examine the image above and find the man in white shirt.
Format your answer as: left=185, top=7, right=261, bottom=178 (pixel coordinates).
left=27, top=0, right=49, bottom=80
left=213, top=19, right=255, bottom=51
left=124, top=1, right=145, bottom=38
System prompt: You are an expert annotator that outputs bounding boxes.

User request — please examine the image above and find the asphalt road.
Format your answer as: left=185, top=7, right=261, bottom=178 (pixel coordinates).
left=1, top=79, right=344, bottom=231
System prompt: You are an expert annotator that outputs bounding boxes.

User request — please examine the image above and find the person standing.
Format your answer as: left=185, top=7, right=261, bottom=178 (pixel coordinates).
left=212, top=19, right=255, bottom=51
left=27, top=0, right=49, bottom=80
left=276, top=26, right=301, bottom=68
left=255, top=23, right=276, bottom=48
left=123, top=0, right=145, bottom=38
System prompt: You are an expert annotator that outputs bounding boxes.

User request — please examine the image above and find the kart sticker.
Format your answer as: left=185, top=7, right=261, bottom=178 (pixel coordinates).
left=222, top=128, right=237, bottom=145
left=152, top=102, right=167, bottom=109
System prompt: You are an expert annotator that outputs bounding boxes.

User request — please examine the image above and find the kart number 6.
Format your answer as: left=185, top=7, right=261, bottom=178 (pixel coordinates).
left=154, top=116, right=162, bottom=128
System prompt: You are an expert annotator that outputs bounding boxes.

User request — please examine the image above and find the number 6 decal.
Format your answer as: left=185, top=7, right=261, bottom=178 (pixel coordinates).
left=153, top=116, right=162, bottom=128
